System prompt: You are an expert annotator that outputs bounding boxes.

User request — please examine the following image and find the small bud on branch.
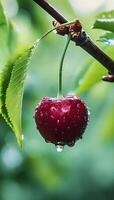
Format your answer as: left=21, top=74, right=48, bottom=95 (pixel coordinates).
left=53, top=20, right=82, bottom=39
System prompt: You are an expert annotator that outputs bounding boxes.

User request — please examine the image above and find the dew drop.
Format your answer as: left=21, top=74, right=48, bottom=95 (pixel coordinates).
left=57, top=119, right=60, bottom=124
left=45, top=112, right=48, bottom=116
left=53, top=30, right=57, bottom=34
left=51, top=115, right=54, bottom=119
left=68, top=140, right=75, bottom=147
left=84, top=116, right=87, bottom=121
left=56, top=145, right=64, bottom=153
left=61, top=106, right=70, bottom=113
left=40, top=112, right=43, bottom=117
left=67, top=126, right=70, bottom=130
left=63, top=116, right=66, bottom=122
left=21, top=134, right=24, bottom=141
left=77, top=103, right=80, bottom=108
left=50, top=107, right=57, bottom=112
left=102, top=14, right=105, bottom=18
left=88, top=111, right=90, bottom=116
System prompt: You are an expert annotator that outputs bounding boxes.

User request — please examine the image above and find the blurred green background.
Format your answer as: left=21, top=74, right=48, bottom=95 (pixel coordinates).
left=0, top=0, right=114, bottom=200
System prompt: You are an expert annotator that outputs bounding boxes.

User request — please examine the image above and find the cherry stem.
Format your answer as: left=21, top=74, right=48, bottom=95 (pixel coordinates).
left=33, top=0, right=114, bottom=75
left=58, top=34, right=71, bottom=97
left=35, top=20, right=75, bottom=45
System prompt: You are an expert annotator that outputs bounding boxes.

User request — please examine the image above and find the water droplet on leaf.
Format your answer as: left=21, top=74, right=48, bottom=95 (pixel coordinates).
left=22, top=134, right=24, bottom=141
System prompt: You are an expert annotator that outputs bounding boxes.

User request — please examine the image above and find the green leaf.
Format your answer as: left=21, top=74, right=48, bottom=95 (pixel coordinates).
left=0, top=1, right=7, bottom=23
left=98, top=33, right=114, bottom=45
left=0, top=1, right=9, bottom=44
left=8, top=21, right=17, bottom=52
left=76, top=61, right=107, bottom=95
left=97, top=10, right=114, bottom=18
left=93, top=10, right=114, bottom=32
left=76, top=47, right=114, bottom=95
left=100, top=105, right=114, bottom=141
left=0, top=45, right=35, bottom=146
left=0, top=1, right=17, bottom=67
left=0, top=1, right=8, bottom=65
left=0, top=59, right=14, bottom=127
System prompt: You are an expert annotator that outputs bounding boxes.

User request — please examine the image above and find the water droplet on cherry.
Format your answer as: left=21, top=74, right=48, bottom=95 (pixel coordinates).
left=68, top=140, right=75, bottom=147
left=77, top=103, right=80, bottom=108
left=57, top=119, right=60, bottom=124
left=88, top=111, right=90, bottom=116
left=61, top=105, right=70, bottom=113
left=56, top=144, right=64, bottom=153
left=51, top=115, right=54, bottom=119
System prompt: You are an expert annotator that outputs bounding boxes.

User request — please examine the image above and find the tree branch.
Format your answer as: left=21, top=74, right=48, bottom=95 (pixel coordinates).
left=33, top=0, right=114, bottom=80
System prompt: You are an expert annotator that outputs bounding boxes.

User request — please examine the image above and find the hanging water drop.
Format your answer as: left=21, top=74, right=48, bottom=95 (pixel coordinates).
left=67, top=140, right=75, bottom=147
left=56, top=144, right=64, bottom=153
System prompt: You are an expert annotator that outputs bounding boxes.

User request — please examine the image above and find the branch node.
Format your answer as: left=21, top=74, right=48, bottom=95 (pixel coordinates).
left=102, top=74, right=114, bottom=82
left=75, top=31, right=90, bottom=46
left=52, top=20, right=82, bottom=40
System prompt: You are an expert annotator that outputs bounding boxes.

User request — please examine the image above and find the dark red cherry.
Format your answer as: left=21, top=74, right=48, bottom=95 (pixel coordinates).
left=34, top=95, right=89, bottom=150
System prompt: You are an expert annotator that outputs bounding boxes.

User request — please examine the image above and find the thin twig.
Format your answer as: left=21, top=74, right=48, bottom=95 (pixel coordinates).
left=33, top=0, right=114, bottom=76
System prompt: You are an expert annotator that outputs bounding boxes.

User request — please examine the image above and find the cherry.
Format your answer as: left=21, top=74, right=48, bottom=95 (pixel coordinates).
left=34, top=95, right=89, bottom=150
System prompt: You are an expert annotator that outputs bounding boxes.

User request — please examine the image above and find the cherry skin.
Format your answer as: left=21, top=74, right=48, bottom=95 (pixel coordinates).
left=34, top=95, right=89, bottom=147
